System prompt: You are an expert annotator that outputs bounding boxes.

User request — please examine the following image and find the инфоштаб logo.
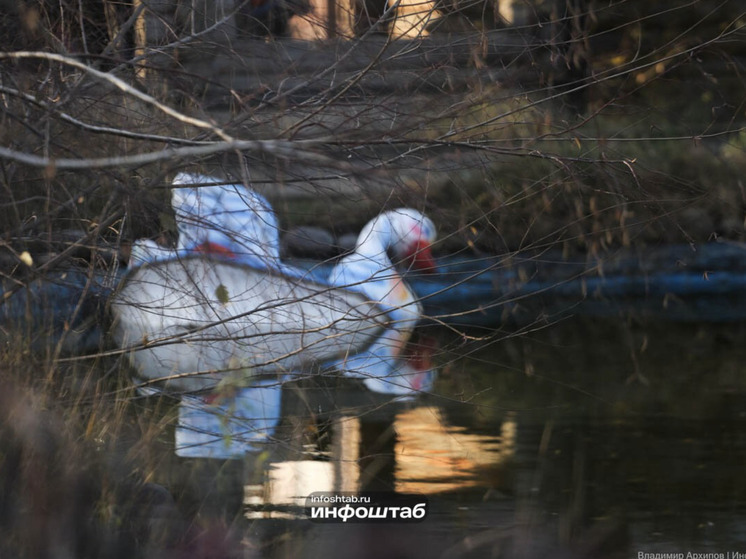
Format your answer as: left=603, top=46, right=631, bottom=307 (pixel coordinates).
left=306, top=492, right=428, bottom=523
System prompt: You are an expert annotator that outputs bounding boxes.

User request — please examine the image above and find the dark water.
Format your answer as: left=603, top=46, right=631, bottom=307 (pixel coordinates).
left=132, top=317, right=746, bottom=558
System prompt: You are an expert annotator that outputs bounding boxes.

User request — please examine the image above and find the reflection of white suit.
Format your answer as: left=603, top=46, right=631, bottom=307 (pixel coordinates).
left=175, top=379, right=283, bottom=459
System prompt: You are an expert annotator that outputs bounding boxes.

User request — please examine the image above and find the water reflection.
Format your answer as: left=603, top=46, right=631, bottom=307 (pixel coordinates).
left=91, top=320, right=746, bottom=556
left=394, top=406, right=516, bottom=494
left=175, top=379, right=283, bottom=459
left=172, top=330, right=438, bottom=460
left=240, top=401, right=517, bottom=519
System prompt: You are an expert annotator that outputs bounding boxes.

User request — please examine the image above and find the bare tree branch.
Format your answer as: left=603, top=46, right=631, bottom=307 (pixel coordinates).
left=0, top=51, right=234, bottom=142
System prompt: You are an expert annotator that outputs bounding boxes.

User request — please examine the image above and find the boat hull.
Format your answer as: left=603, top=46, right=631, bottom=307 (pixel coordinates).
left=110, top=256, right=386, bottom=392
